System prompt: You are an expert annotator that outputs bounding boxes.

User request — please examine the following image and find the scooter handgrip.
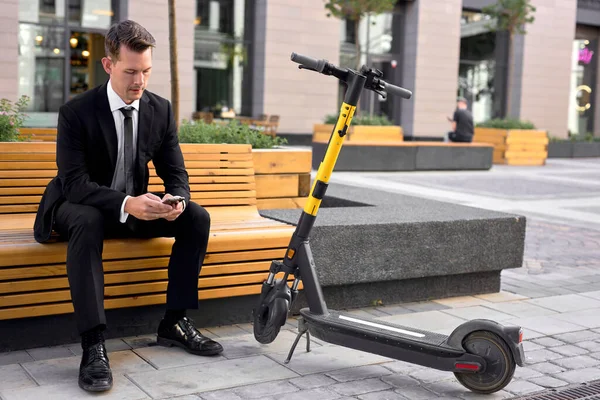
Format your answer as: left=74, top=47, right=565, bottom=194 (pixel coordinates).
left=381, top=81, right=412, bottom=99
left=290, top=52, right=327, bottom=73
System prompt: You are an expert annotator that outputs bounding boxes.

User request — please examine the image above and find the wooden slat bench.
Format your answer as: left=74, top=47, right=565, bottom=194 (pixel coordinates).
left=0, top=142, right=296, bottom=321
left=474, top=128, right=549, bottom=166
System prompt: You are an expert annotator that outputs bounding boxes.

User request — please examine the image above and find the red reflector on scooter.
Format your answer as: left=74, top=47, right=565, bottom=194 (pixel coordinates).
left=455, top=363, right=480, bottom=371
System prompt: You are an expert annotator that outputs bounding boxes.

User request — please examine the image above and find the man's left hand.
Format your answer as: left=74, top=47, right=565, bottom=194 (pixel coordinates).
left=162, top=194, right=184, bottom=221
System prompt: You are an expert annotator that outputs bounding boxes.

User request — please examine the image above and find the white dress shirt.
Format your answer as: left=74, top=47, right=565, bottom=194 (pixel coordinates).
left=106, top=80, right=185, bottom=223
left=107, top=80, right=139, bottom=223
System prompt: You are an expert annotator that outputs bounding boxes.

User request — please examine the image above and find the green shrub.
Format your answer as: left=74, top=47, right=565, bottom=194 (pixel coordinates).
left=324, top=113, right=393, bottom=126
left=476, top=118, right=536, bottom=130
left=550, top=133, right=600, bottom=143
left=178, top=120, right=287, bottom=149
left=0, top=95, right=30, bottom=142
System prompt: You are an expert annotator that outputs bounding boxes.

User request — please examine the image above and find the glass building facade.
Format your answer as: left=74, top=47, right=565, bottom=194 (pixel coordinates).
left=17, top=0, right=118, bottom=125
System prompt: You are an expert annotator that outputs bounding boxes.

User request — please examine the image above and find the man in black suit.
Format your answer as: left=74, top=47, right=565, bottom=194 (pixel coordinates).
left=33, top=20, right=223, bottom=393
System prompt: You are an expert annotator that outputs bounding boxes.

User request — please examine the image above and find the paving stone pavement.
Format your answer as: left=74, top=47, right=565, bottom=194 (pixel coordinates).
left=2, top=159, right=600, bottom=399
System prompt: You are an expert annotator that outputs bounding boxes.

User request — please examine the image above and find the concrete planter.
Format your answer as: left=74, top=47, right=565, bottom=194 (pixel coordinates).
left=547, top=142, right=600, bottom=158
left=473, top=127, right=548, bottom=166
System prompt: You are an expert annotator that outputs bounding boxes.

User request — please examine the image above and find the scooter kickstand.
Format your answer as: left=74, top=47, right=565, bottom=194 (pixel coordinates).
left=284, top=318, right=311, bottom=364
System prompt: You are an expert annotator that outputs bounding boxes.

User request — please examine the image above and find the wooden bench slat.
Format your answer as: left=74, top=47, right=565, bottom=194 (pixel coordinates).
left=0, top=178, right=53, bottom=187
left=0, top=170, right=57, bottom=178
left=0, top=272, right=287, bottom=307
left=0, top=187, right=45, bottom=195
left=0, top=154, right=57, bottom=161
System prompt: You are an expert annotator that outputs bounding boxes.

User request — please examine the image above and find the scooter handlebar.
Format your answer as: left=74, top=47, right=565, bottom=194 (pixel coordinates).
left=290, top=52, right=328, bottom=73
left=380, top=81, right=412, bottom=100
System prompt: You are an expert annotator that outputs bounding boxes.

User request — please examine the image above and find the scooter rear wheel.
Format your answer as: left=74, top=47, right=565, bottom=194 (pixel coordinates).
left=454, top=330, right=516, bottom=394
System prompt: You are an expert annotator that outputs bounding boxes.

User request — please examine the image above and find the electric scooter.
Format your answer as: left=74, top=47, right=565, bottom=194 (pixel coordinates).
left=253, top=52, right=525, bottom=395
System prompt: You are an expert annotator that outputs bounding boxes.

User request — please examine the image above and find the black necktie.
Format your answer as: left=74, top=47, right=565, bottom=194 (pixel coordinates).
left=120, top=107, right=135, bottom=196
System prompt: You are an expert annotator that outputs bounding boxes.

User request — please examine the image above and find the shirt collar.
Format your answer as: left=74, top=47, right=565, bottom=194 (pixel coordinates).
left=107, top=80, right=140, bottom=113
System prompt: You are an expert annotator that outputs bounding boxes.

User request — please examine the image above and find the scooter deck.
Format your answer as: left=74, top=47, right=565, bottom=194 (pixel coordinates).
left=299, top=308, right=482, bottom=371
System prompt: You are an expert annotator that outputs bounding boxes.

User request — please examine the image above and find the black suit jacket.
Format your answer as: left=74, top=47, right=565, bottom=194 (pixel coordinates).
left=33, top=83, right=190, bottom=243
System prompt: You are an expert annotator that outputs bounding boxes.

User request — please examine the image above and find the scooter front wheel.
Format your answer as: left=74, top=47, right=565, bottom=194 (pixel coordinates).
left=454, top=330, right=516, bottom=394
left=253, top=296, right=289, bottom=344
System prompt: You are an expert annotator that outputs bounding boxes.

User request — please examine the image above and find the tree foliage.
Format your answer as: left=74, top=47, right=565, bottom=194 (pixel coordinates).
left=324, top=0, right=396, bottom=22
left=482, top=0, right=536, bottom=36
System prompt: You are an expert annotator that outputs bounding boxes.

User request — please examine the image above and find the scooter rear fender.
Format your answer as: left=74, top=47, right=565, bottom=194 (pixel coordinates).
left=446, top=319, right=525, bottom=367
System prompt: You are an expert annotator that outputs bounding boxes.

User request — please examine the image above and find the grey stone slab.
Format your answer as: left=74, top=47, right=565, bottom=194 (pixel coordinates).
left=550, top=345, right=589, bottom=357
left=415, top=145, right=493, bottom=171
left=473, top=292, right=529, bottom=303
left=575, top=340, right=600, bottom=352
left=526, top=294, right=600, bottom=313
left=423, top=379, right=471, bottom=398
left=133, top=344, right=226, bottom=370
left=312, top=142, right=417, bottom=171
left=0, top=364, right=37, bottom=391
left=390, top=385, right=438, bottom=399
left=505, top=316, right=587, bottom=336
left=550, top=355, right=600, bottom=369
left=218, top=330, right=322, bottom=360
left=460, top=391, right=514, bottom=399
left=581, top=290, right=600, bottom=300
left=205, top=325, right=252, bottom=338
left=66, top=338, right=131, bottom=356
left=381, top=360, right=428, bottom=374
left=267, top=344, right=391, bottom=376
left=504, top=380, right=545, bottom=396
left=233, top=380, right=299, bottom=399
left=523, top=349, right=564, bottom=364
left=199, top=389, right=243, bottom=400
left=433, top=296, right=493, bottom=308
left=528, top=376, right=569, bottom=389
left=358, top=390, right=408, bottom=400
left=552, top=366, right=600, bottom=383
left=440, top=306, right=515, bottom=322
left=527, top=362, right=566, bottom=375
left=171, top=396, right=202, bottom=400
left=0, top=375, right=149, bottom=400
left=590, top=351, right=600, bottom=359
left=522, top=341, right=544, bottom=352
left=409, top=368, right=457, bottom=383
left=347, top=308, right=394, bottom=319
left=531, top=337, right=566, bottom=348
left=289, top=374, right=337, bottom=389
left=0, top=350, right=34, bottom=367
left=554, top=308, right=600, bottom=329
left=380, top=374, right=421, bottom=388
left=126, top=355, right=298, bottom=398
left=513, top=366, right=544, bottom=380
left=122, top=334, right=156, bottom=349
left=25, top=346, right=74, bottom=361
left=481, top=301, right=558, bottom=318
left=376, top=311, right=467, bottom=333
left=553, top=330, right=600, bottom=343
left=23, top=350, right=154, bottom=386
left=374, top=305, right=414, bottom=316
left=399, top=301, right=452, bottom=312
left=267, top=387, right=341, bottom=400
left=325, top=365, right=392, bottom=382
left=330, top=377, right=393, bottom=396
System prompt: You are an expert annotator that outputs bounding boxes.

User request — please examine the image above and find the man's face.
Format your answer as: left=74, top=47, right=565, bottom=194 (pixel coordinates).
left=101, top=45, right=152, bottom=104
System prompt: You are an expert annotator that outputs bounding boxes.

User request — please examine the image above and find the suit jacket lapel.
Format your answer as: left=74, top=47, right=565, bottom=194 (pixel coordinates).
left=95, top=83, right=118, bottom=170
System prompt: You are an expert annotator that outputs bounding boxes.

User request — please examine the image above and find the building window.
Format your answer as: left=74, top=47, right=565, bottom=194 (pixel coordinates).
left=194, top=0, right=247, bottom=116
left=458, top=10, right=499, bottom=123
left=568, top=39, right=597, bottom=137
left=17, top=0, right=115, bottom=125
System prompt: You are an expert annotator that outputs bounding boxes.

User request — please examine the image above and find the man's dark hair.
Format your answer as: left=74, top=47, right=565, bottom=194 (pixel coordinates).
left=105, top=20, right=156, bottom=61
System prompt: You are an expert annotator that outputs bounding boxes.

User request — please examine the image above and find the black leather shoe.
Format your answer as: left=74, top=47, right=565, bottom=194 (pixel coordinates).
left=78, top=342, right=113, bottom=392
left=157, top=316, right=223, bottom=356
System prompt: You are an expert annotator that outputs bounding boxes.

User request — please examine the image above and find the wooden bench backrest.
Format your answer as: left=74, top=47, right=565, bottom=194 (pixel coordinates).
left=18, top=128, right=58, bottom=142
left=0, top=142, right=257, bottom=214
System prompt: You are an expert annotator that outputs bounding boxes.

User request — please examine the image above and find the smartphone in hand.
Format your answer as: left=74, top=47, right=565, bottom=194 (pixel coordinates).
left=162, top=195, right=185, bottom=205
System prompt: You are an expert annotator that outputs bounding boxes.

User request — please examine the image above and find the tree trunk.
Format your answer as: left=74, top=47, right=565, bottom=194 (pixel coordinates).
left=505, top=32, right=513, bottom=118
left=168, top=0, right=180, bottom=129
left=354, top=18, right=361, bottom=113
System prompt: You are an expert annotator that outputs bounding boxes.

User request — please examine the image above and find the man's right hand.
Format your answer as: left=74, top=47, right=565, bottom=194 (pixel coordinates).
left=124, top=193, right=174, bottom=221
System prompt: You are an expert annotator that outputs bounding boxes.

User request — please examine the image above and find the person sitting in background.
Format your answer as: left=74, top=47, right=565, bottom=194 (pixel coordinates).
left=446, top=97, right=474, bottom=143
